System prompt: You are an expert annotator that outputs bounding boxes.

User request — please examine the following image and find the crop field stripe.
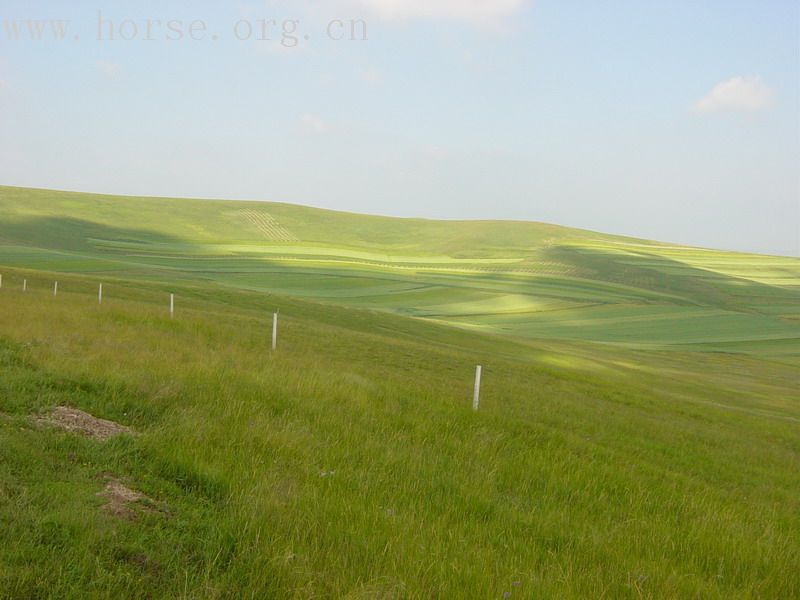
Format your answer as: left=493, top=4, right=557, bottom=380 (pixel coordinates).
left=238, top=209, right=298, bottom=241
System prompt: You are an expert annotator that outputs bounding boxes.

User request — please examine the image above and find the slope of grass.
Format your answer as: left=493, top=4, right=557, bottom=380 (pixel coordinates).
left=0, top=269, right=798, bottom=598
left=1, top=186, right=798, bottom=354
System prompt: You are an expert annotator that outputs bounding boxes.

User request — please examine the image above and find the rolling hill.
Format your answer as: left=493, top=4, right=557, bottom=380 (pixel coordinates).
left=1, top=185, right=798, bottom=354
left=1, top=185, right=799, bottom=597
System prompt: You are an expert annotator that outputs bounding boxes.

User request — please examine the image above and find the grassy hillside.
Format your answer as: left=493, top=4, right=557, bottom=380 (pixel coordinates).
left=1, top=186, right=798, bottom=596
left=0, top=269, right=798, bottom=598
left=1, top=186, right=798, bottom=354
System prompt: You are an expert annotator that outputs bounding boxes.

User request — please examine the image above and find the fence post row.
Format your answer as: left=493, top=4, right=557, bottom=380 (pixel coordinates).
left=0, top=276, right=495, bottom=410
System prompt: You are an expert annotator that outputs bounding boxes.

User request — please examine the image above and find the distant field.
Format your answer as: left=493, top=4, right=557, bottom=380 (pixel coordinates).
left=1, top=186, right=798, bottom=354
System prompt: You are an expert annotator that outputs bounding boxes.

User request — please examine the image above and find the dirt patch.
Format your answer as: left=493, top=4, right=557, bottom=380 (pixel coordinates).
left=38, top=406, right=135, bottom=440
left=97, top=478, right=160, bottom=520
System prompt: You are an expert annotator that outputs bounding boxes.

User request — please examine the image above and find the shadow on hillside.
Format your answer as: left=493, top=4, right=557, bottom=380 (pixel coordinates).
left=545, top=245, right=799, bottom=312
left=0, top=216, right=186, bottom=253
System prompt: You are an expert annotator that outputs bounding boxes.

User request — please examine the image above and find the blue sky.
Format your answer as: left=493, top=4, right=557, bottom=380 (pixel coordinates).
left=0, top=0, right=798, bottom=255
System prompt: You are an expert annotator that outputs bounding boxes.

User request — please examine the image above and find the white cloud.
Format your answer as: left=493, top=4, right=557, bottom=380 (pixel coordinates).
left=95, top=59, right=123, bottom=79
left=694, top=76, right=774, bottom=113
left=299, top=113, right=328, bottom=133
left=348, top=0, right=528, bottom=22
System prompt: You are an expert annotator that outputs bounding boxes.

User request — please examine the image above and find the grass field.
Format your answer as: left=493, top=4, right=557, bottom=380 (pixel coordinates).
left=0, top=271, right=798, bottom=598
left=1, top=186, right=798, bottom=354
left=1, top=186, right=799, bottom=598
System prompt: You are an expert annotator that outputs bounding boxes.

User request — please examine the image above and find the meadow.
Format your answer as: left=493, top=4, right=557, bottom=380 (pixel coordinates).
left=1, top=186, right=797, bottom=355
left=0, top=186, right=799, bottom=598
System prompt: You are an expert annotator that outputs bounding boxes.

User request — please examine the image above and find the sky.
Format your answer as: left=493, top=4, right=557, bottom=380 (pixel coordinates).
left=0, top=0, right=798, bottom=256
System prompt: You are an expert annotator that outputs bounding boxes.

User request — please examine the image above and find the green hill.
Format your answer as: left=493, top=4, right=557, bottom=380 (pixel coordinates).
left=1, top=186, right=798, bottom=354
left=0, top=186, right=799, bottom=597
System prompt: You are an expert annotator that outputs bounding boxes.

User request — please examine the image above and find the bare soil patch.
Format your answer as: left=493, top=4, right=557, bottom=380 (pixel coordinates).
left=97, top=478, right=160, bottom=520
left=38, top=406, right=134, bottom=440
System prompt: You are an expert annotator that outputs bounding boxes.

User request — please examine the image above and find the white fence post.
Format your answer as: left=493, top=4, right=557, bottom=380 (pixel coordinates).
left=0, top=273, right=3, bottom=288
left=98, top=283, right=103, bottom=304
left=473, top=365, right=482, bottom=411
left=272, top=312, right=278, bottom=351
left=54, top=281, right=58, bottom=296
left=170, top=293, right=174, bottom=318
left=23, top=279, right=27, bottom=292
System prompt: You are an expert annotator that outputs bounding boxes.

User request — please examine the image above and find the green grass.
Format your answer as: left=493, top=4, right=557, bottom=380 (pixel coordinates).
left=0, top=269, right=798, bottom=598
left=1, top=186, right=799, bottom=597
left=1, top=185, right=797, bottom=354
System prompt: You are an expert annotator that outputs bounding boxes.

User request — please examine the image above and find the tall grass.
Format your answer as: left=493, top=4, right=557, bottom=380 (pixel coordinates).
left=1, top=268, right=798, bottom=598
